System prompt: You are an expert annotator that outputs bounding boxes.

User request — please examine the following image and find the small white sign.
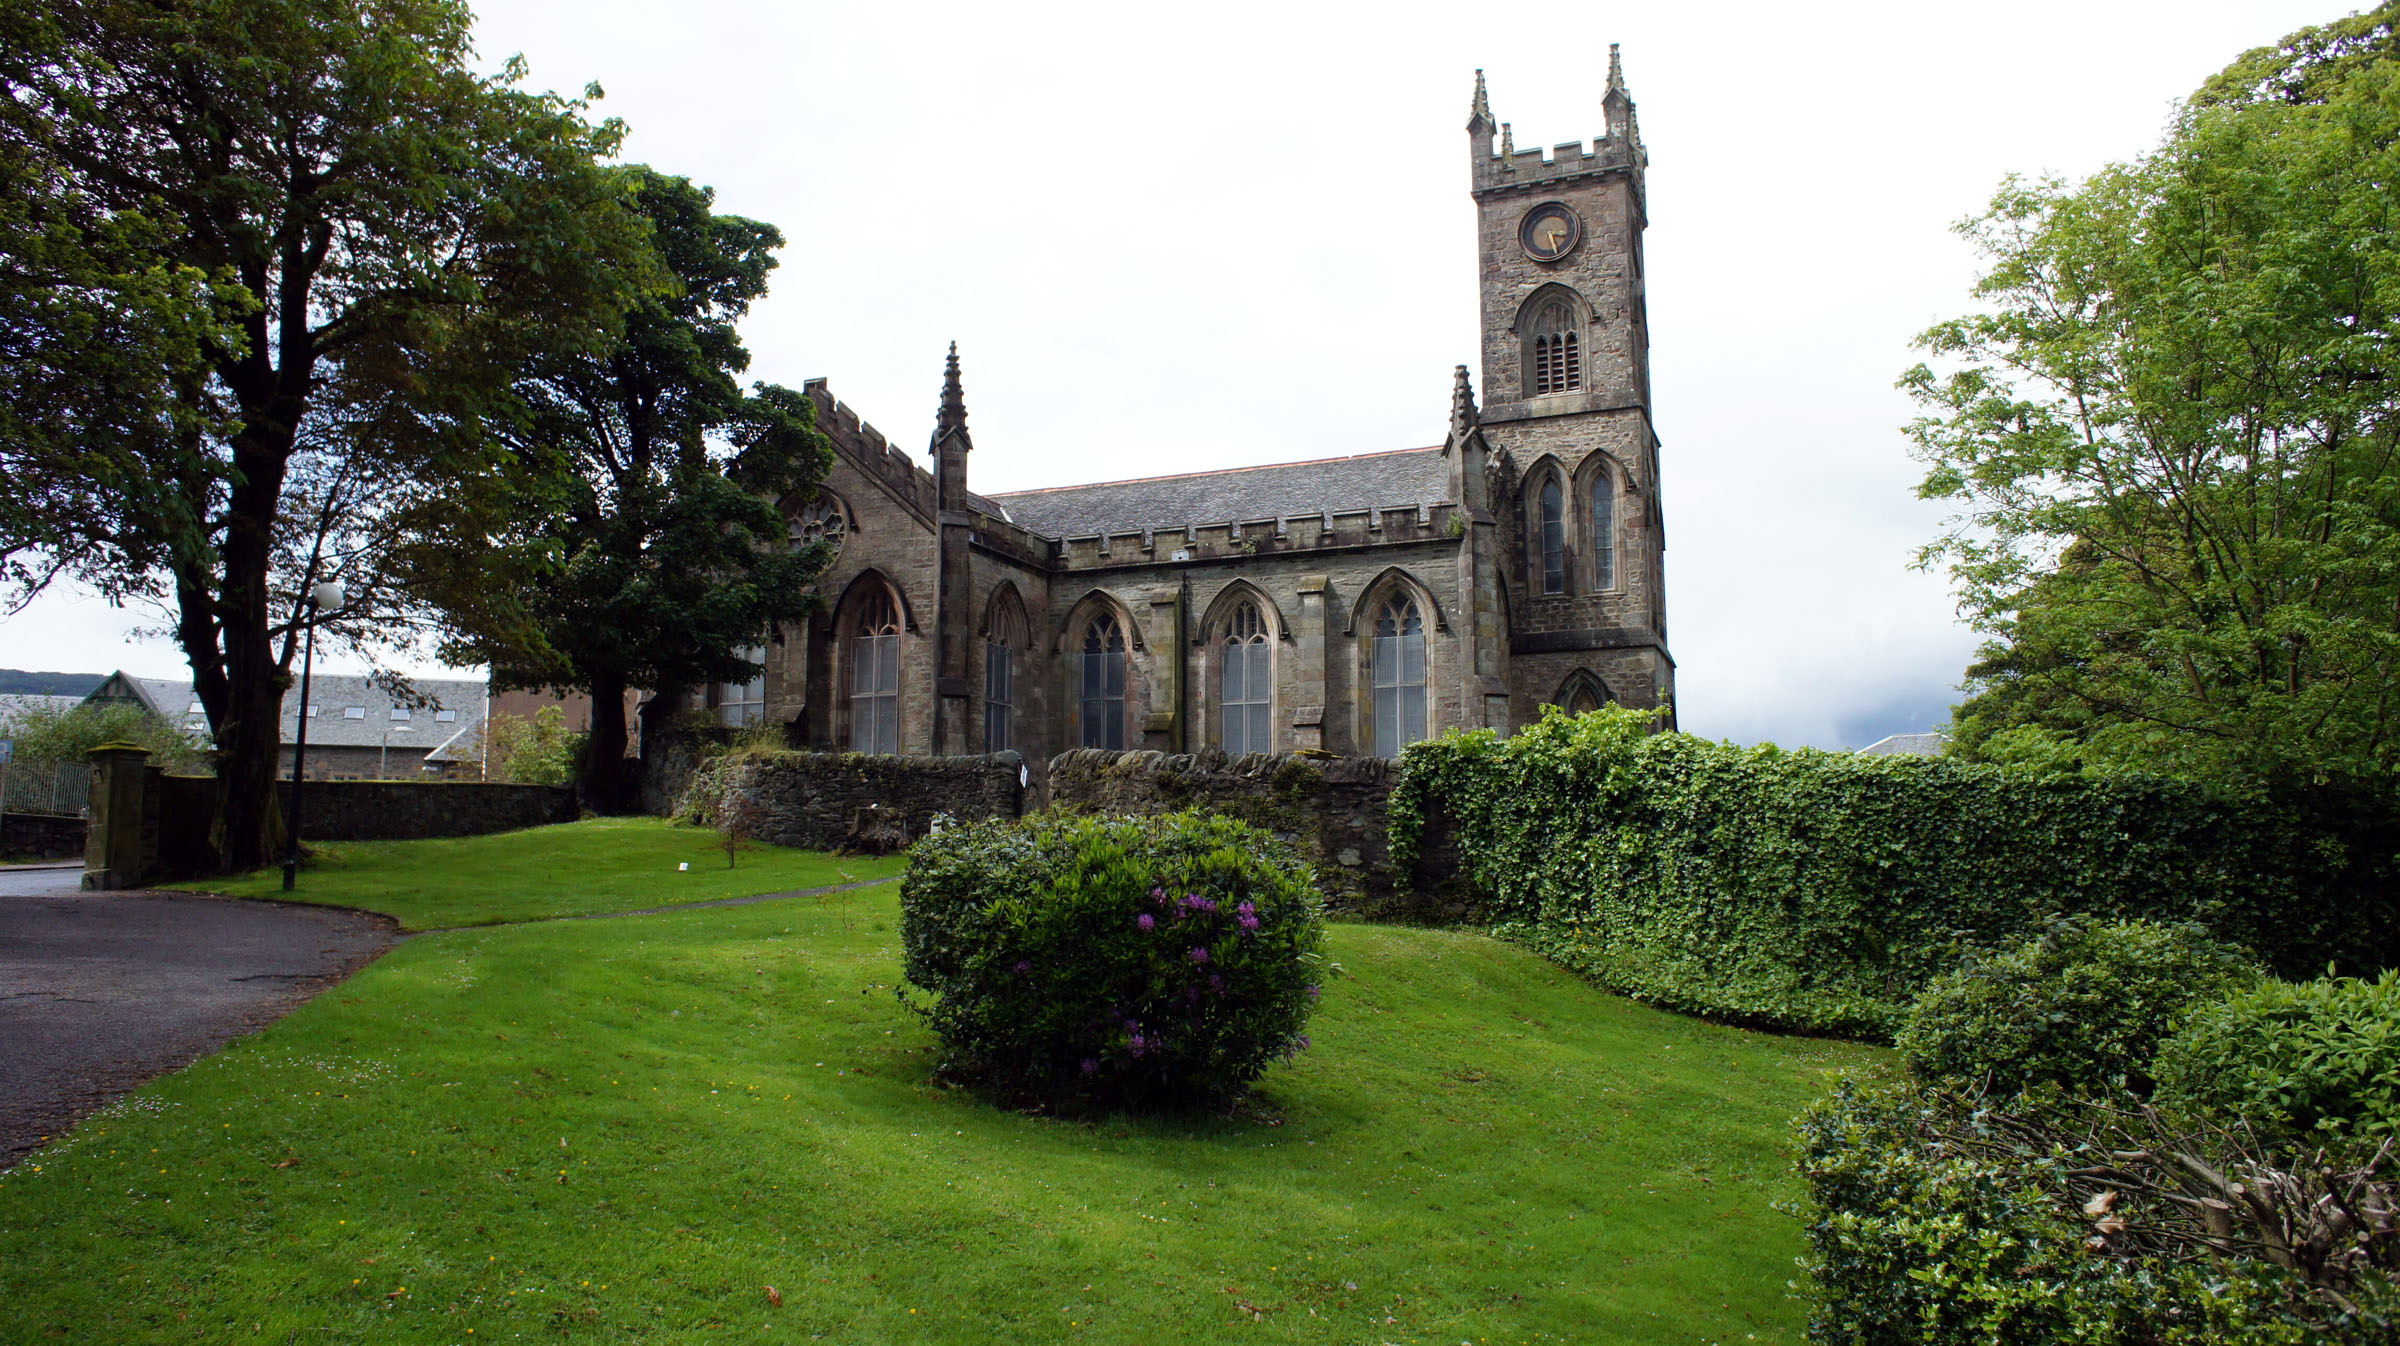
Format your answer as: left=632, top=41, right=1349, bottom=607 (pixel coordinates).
left=1170, top=549, right=1192, bottom=562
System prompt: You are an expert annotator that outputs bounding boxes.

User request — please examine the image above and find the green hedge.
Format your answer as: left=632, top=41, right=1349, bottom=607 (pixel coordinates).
left=1896, top=919, right=2260, bottom=1100
left=1390, top=708, right=2400, bottom=1038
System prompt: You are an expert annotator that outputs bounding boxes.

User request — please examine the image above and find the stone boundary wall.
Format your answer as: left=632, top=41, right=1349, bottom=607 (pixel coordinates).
left=1045, top=749, right=1468, bottom=921
left=1, top=810, right=85, bottom=859
left=275, top=780, right=578, bottom=843
left=82, top=744, right=580, bottom=887
left=677, top=749, right=1026, bottom=851
left=637, top=725, right=737, bottom=818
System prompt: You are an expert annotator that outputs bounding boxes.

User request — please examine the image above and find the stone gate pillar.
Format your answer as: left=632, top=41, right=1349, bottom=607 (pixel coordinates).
left=83, top=742, right=153, bottom=890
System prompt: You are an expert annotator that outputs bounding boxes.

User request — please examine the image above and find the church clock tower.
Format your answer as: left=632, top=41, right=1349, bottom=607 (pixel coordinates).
left=1467, top=50, right=1673, bottom=720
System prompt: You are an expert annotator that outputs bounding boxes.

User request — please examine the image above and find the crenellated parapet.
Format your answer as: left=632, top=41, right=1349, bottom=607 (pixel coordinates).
left=1466, top=50, right=1645, bottom=200
left=1048, top=501, right=1462, bottom=574
left=804, top=378, right=939, bottom=521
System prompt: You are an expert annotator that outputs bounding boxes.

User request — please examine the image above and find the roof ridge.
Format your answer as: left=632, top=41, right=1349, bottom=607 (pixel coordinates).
left=989, top=446, right=1446, bottom=498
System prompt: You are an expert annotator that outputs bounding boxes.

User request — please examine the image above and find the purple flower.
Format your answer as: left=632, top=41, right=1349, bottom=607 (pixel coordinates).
left=1208, top=974, right=1225, bottom=993
left=1013, top=959, right=1032, bottom=975
left=1238, top=913, right=1260, bottom=932
left=1128, top=1032, right=1148, bottom=1057
left=1181, top=894, right=1216, bottom=914
left=1080, top=1057, right=1099, bottom=1076
left=1188, top=946, right=1210, bottom=964
left=1150, top=887, right=1164, bottom=900
left=1237, top=901, right=1256, bottom=916
left=1306, top=983, right=1322, bottom=1001
left=1136, top=913, right=1155, bottom=932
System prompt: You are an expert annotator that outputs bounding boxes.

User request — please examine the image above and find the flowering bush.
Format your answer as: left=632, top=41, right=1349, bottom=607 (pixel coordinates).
left=899, top=810, right=1327, bottom=1112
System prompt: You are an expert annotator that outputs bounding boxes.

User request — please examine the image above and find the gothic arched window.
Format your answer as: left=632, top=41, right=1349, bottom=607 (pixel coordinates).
left=1220, top=600, right=1272, bottom=755
left=1371, top=595, right=1427, bottom=758
left=1078, top=612, right=1128, bottom=750
left=984, top=591, right=1026, bottom=754
left=1591, top=472, right=1617, bottom=591
left=1563, top=677, right=1606, bottom=716
left=849, top=590, right=900, bottom=754
left=1528, top=300, right=1582, bottom=396
left=1538, top=476, right=1567, bottom=595
left=717, top=646, right=767, bottom=725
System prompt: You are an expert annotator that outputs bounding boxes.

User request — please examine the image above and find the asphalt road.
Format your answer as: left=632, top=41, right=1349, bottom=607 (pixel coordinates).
left=0, top=868, right=394, bottom=1167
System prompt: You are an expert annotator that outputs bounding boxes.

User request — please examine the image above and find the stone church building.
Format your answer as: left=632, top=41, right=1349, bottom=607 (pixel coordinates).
left=692, top=55, right=1673, bottom=761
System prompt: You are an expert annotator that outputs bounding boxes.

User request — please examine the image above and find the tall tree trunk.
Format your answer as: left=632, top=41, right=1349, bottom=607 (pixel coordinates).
left=583, top=671, right=631, bottom=814
left=206, top=419, right=298, bottom=871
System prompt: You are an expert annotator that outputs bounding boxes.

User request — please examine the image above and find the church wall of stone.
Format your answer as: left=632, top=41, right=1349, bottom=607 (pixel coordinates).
left=760, top=385, right=946, bottom=754
left=665, top=60, right=1677, bottom=768
left=1477, top=173, right=1645, bottom=413
left=964, top=541, right=1054, bottom=763
left=1021, top=506, right=1477, bottom=760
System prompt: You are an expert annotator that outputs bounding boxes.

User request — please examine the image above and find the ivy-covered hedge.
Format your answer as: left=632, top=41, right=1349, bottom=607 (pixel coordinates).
left=1390, top=708, right=2400, bottom=1039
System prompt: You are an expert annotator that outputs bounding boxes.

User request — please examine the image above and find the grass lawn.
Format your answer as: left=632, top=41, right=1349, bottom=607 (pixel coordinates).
left=0, top=864, right=1882, bottom=1344
left=169, top=816, right=910, bottom=929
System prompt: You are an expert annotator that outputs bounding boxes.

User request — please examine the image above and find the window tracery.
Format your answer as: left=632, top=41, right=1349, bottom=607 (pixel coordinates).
left=1371, top=595, right=1427, bottom=758
left=1220, top=600, right=1272, bottom=755
left=1538, top=476, right=1567, bottom=595
left=1078, top=613, right=1128, bottom=750
left=1527, top=298, right=1582, bottom=396
left=1591, top=472, right=1617, bottom=591
left=984, top=592, right=1025, bottom=754
left=849, top=590, right=900, bottom=754
left=717, top=646, right=767, bottom=725
left=790, top=499, right=847, bottom=556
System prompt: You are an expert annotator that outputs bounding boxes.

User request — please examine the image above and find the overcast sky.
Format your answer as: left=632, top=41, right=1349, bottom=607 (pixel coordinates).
left=0, top=0, right=2345, bottom=747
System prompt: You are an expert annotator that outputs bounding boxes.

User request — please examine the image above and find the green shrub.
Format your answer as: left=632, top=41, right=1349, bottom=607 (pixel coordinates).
left=2157, top=971, right=2400, bottom=1145
left=1391, top=705, right=2400, bottom=1038
left=1897, top=919, right=2259, bottom=1098
left=899, top=810, right=1327, bottom=1113
left=1796, top=1080, right=2354, bottom=1344
left=476, top=706, right=585, bottom=786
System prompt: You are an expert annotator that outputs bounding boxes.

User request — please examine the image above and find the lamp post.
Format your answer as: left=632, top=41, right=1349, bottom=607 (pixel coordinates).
left=282, top=579, right=344, bottom=892
left=380, top=723, right=413, bottom=779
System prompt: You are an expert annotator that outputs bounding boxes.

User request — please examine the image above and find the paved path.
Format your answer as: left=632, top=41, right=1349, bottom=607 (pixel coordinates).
left=0, top=871, right=396, bottom=1168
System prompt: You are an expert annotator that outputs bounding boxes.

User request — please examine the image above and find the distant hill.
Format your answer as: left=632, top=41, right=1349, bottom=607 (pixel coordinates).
left=0, top=670, right=105, bottom=697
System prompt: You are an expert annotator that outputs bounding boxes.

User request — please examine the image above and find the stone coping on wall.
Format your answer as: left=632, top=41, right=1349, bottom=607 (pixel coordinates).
left=676, top=748, right=1027, bottom=853
left=1045, top=747, right=1468, bottom=922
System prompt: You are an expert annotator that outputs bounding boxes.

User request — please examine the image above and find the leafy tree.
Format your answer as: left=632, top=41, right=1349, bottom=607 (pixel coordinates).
left=475, top=707, right=581, bottom=786
left=0, top=0, right=647, bottom=867
left=0, top=699, right=208, bottom=814
left=1908, top=10, right=2400, bottom=783
left=445, top=168, right=834, bottom=809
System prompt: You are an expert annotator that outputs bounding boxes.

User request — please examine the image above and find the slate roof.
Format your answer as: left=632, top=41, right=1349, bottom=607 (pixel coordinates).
left=0, top=693, right=82, bottom=726
left=277, top=675, right=486, bottom=751
left=1858, top=732, right=1950, bottom=758
left=985, top=447, right=1453, bottom=540
left=82, top=670, right=486, bottom=751
left=422, top=719, right=487, bottom=765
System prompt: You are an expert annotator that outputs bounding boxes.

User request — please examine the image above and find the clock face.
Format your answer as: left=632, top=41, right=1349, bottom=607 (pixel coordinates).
left=1519, top=205, right=1581, bottom=262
